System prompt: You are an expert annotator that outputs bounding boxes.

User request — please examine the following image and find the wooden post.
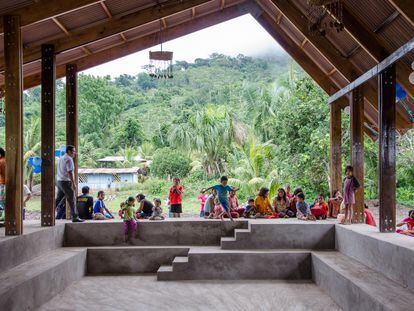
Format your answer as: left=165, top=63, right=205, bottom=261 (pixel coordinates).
left=330, top=102, right=342, bottom=197
left=41, top=44, right=56, bottom=227
left=4, top=15, right=23, bottom=235
left=378, top=64, right=396, bottom=232
left=350, top=86, right=364, bottom=223
left=66, top=64, right=78, bottom=193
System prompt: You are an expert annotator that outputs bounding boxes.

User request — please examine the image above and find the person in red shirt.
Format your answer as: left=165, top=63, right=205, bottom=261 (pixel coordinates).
left=396, top=210, right=414, bottom=236
left=169, top=178, right=184, bottom=218
left=364, top=204, right=376, bottom=227
left=310, top=194, right=328, bottom=219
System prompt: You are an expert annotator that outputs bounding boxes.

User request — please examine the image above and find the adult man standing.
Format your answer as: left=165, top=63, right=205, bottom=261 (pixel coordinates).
left=55, top=145, right=83, bottom=222
left=0, top=148, right=5, bottom=223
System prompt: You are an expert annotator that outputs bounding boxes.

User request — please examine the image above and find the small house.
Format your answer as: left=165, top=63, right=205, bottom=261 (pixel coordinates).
left=78, top=167, right=140, bottom=191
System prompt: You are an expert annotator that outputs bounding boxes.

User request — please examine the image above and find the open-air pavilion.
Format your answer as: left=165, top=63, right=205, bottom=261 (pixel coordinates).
left=0, top=0, right=414, bottom=310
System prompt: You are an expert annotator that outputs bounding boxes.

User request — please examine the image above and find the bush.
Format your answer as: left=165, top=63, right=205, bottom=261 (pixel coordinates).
left=151, top=148, right=191, bottom=179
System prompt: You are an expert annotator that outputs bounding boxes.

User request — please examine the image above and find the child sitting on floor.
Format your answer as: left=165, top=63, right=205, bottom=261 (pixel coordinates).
left=296, top=192, right=315, bottom=221
left=120, top=197, right=137, bottom=243
left=310, top=194, right=328, bottom=220
left=396, top=210, right=414, bottom=237
left=149, top=198, right=165, bottom=220
left=254, top=187, right=273, bottom=218
left=198, top=192, right=209, bottom=217
left=364, top=204, right=376, bottom=227
left=244, top=198, right=256, bottom=218
left=328, top=190, right=343, bottom=218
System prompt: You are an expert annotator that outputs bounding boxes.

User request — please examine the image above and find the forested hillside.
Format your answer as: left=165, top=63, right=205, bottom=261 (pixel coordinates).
left=1, top=53, right=413, bottom=206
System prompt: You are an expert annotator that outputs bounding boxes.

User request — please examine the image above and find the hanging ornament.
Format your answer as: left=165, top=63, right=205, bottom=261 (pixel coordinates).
left=307, top=0, right=344, bottom=37
left=411, top=61, right=414, bottom=71
left=409, top=72, right=414, bottom=85
left=0, top=88, right=5, bottom=115
left=146, top=19, right=173, bottom=79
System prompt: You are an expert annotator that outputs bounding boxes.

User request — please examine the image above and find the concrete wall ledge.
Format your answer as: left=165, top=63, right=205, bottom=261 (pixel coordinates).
left=0, top=248, right=86, bottom=311
left=335, top=224, right=414, bottom=291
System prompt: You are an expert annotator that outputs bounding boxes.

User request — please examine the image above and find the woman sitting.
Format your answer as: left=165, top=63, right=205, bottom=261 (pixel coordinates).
left=310, top=194, right=328, bottom=219
left=254, top=187, right=273, bottom=218
left=328, top=191, right=343, bottom=218
left=396, top=210, right=414, bottom=237
left=272, top=188, right=293, bottom=218
left=135, top=193, right=154, bottom=219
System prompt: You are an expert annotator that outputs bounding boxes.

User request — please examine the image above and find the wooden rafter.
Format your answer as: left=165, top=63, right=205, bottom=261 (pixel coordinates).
left=268, top=0, right=411, bottom=130
left=0, top=0, right=212, bottom=71
left=388, top=0, right=414, bottom=27
left=374, top=11, right=399, bottom=33
left=192, top=7, right=196, bottom=18
left=221, top=0, right=226, bottom=10
left=100, top=1, right=112, bottom=19
left=51, top=17, right=91, bottom=56
left=120, top=33, right=127, bottom=42
left=20, top=4, right=248, bottom=90
left=162, top=18, right=168, bottom=29
left=0, top=0, right=101, bottom=34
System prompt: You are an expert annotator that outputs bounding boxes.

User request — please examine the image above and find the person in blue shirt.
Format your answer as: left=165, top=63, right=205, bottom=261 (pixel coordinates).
left=93, top=191, right=114, bottom=220
left=201, top=176, right=239, bottom=221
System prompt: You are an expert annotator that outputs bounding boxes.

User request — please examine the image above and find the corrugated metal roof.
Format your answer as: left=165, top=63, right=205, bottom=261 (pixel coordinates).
left=79, top=167, right=140, bottom=174
left=0, top=0, right=33, bottom=15
left=58, top=3, right=108, bottom=31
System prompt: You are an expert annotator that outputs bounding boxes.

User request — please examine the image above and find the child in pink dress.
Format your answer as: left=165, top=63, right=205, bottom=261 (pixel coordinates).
left=342, top=166, right=360, bottom=225
left=198, top=192, right=209, bottom=217
left=396, top=210, right=414, bottom=236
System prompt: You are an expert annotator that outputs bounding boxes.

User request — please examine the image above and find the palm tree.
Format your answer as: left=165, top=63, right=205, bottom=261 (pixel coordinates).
left=168, top=105, right=246, bottom=176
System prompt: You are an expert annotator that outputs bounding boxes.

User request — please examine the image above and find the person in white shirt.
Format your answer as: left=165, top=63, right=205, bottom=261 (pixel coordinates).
left=23, top=184, right=32, bottom=220
left=55, top=145, right=84, bottom=222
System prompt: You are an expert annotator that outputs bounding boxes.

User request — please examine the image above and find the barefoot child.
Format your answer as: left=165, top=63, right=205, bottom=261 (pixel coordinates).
left=169, top=178, right=184, bottom=218
left=342, top=165, right=360, bottom=225
left=296, top=192, right=315, bottom=221
left=120, top=197, right=137, bottom=243
left=201, top=176, right=239, bottom=221
left=149, top=198, right=165, bottom=220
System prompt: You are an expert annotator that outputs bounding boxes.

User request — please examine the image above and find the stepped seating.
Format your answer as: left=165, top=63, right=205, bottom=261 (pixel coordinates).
left=312, top=251, right=413, bottom=311
left=0, top=248, right=86, bottom=311
left=157, top=247, right=313, bottom=281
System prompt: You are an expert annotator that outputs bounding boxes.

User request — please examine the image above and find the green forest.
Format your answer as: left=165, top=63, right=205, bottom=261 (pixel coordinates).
left=1, top=53, right=413, bottom=212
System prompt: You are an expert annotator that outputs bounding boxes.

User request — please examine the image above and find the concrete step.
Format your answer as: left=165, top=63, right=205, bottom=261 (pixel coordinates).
left=0, top=247, right=86, bottom=311
left=87, top=246, right=190, bottom=275
left=173, top=256, right=189, bottom=264
left=157, top=247, right=312, bottom=281
left=221, top=222, right=335, bottom=250
left=158, top=265, right=173, bottom=273
left=312, top=251, right=414, bottom=311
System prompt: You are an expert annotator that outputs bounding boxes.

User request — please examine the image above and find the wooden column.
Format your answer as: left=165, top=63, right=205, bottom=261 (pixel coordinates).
left=330, top=102, right=342, bottom=196
left=350, top=87, right=364, bottom=223
left=4, top=15, right=23, bottom=235
left=378, top=64, right=396, bottom=232
left=41, top=44, right=56, bottom=227
left=66, top=64, right=78, bottom=191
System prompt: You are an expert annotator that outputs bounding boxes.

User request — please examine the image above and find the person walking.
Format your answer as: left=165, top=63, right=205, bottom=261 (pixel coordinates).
left=55, top=145, right=84, bottom=222
left=0, top=147, right=5, bottom=223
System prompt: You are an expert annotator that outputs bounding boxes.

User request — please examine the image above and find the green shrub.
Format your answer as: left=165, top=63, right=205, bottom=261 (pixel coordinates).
left=151, top=148, right=191, bottom=179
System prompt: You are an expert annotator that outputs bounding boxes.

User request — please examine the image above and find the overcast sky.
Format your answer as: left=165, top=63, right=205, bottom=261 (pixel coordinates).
left=84, top=14, right=287, bottom=78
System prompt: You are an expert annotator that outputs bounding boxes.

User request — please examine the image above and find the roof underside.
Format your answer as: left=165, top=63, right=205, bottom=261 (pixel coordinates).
left=0, top=0, right=413, bottom=137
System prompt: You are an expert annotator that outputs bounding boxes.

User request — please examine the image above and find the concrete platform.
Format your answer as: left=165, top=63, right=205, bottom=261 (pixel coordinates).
left=312, top=251, right=414, bottom=311
left=0, top=247, right=86, bottom=311
left=64, top=219, right=248, bottom=246
left=38, top=275, right=341, bottom=311
left=157, top=247, right=312, bottom=281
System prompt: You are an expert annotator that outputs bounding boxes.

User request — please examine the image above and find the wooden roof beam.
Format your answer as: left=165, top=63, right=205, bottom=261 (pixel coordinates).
left=329, top=4, right=414, bottom=100
left=388, top=0, right=414, bottom=27
left=0, top=0, right=101, bottom=34
left=20, top=4, right=248, bottom=90
left=268, top=0, right=411, bottom=129
left=0, top=0, right=212, bottom=71
left=374, top=11, right=399, bottom=33
left=100, top=1, right=113, bottom=19
left=52, top=17, right=91, bottom=55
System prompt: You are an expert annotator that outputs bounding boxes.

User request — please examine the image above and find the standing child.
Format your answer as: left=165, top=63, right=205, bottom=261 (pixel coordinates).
left=149, top=198, right=165, bottom=220
left=201, top=176, right=239, bottom=221
left=342, top=165, right=360, bottom=225
left=198, top=192, right=209, bottom=217
left=169, top=178, right=184, bottom=218
left=120, top=197, right=137, bottom=243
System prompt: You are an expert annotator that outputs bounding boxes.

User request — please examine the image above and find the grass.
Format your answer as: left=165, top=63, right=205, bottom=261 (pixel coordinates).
left=26, top=188, right=203, bottom=216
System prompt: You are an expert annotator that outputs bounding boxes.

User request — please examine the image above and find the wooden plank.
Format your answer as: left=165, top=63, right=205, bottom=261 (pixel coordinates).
left=66, top=64, right=79, bottom=195
left=41, top=44, right=56, bottom=227
left=0, top=0, right=101, bottom=34
left=350, top=87, right=364, bottom=223
left=3, top=15, right=23, bottom=235
left=379, top=64, right=396, bottom=232
left=389, top=0, right=414, bottom=27
left=0, top=0, right=211, bottom=70
left=330, top=102, right=342, bottom=197
left=328, top=36, right=414, bottom=104
left=21, top=4, right=247, bottom=89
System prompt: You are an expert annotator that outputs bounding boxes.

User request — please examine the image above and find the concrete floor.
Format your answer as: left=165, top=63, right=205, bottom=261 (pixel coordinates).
left=38, top=275, right=341, bottom=311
